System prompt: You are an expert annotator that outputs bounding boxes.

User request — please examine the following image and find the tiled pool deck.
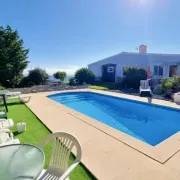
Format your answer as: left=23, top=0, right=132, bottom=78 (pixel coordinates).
left=25, top=89, right=180, bottom=180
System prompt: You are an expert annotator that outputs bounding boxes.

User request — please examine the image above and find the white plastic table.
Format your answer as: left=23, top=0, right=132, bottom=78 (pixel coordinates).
left=0, top=144, right=45, bottom=180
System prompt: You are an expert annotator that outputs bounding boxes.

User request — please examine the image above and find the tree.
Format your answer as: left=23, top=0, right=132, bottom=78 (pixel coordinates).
left=0, top=25, right=29, bottom=87
left=53, top=71, right=67, bottom=83
left=28, top=68, right=49, bottom=85
left=75, top=68, right=95, bottom=84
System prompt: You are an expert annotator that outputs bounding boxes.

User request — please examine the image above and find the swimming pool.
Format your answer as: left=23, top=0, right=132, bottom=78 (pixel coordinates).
left=48, top=92, right=180, bottom=146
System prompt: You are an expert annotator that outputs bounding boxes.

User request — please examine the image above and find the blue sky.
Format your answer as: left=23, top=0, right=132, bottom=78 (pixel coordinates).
left=0, top=0, right=179, bottom=75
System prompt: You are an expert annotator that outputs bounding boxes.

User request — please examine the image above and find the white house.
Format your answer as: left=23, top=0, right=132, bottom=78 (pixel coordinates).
left=88, top=45, right=180, bottom=87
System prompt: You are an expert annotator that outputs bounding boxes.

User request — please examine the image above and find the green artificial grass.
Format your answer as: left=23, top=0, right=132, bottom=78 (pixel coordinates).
left=6, top=98, right=96, bottom=180
left=88, top=82, right=118, bottom=91
left=88, top=85, right=108, bottom=90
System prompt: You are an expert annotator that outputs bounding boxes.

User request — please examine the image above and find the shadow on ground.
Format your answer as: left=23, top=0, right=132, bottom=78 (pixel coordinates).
left=13, top=130, right=23, bottom=136
left=7, top=101, right=23, bottom=106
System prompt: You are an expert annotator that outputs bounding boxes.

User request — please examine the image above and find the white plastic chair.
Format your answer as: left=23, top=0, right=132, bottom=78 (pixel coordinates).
left=38, top=132, right=82, bottom=180
left=139, top=80, right=151, bottom=95
left=0, top=119, right=14, bottom=129
left=0, top=129, right=20, bottom=146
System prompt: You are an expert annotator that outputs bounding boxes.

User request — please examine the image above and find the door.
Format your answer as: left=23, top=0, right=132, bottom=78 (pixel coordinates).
left=102, top=64, right=116, bottom=82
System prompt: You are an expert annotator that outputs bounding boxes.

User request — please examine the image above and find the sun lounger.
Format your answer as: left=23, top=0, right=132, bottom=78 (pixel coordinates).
left=6, top=91, right=21, bottom=98
left=0, top=90, right=21, bottom=98
left=0, top=129, right=20, bottom=146
left=0, top=119, right=14, bottom=129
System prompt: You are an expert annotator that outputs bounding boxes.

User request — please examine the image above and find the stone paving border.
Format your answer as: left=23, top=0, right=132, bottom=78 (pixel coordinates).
left=24, top=89, right=180, bottom=180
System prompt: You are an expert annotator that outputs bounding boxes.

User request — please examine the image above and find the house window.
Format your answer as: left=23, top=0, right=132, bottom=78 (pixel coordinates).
left=107, top=66, right=114, bottom=73
left=153, top=66, right=163, bottom=76
left=169, top=65, right=178, bottom=77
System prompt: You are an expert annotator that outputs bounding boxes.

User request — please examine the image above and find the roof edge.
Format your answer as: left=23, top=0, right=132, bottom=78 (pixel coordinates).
left=87, top=52, right=180, bottom=66
left=87, top=52, right=123, bottom=66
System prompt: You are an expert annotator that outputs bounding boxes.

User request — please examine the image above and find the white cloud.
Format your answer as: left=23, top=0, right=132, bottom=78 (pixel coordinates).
left=23, top=65, right=84, bottom=76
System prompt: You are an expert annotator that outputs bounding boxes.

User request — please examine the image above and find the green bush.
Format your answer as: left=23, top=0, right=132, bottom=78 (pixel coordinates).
left=69, top=77, right=77, bottom=86
left=53, top=71, right=67, bottom=83
left=164, top=81, right=173, bottom=89
left=75, top=68, right=95, bottom=84
left=18, top=76, right=30, bottom=87
left=172, top=76, right=180, bottom=92
left=27, top=68, right=49, bottom=85
left=161, top=78, right=173, bottom=97
left=161, top=78, right=170, bottom=90
left=0, top=84, right=5, bottom=90
left=123, top=67, right=147, bottom=89
left=153, top=85, right=163, bottom=95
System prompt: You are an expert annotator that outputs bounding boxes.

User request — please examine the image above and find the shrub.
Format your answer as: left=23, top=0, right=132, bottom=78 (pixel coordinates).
left=53, top=71, right=67, bottom=83
left=153, top=85, right=163, bottom=95
left=27, top=68, right=49, bottom=85
left=75, top=68, right=95, bottom=84
left=69, top=77, right=77, bottom=86
left=161, top=78, right=173, bottom=97
left=164, top=81, right=173, bottom=89
left=161, top=78, right=170, bottom=90
left=153, top=84, right=163, bottom=95
left=28, top=81, right=36, bottom=86
left=18, top=76, right=30, bottom=87
left=123, top=67, right=147, bottom=89
left=172, top=76, right=180, bottom=92
left=0, top=84, right=5, bottom=90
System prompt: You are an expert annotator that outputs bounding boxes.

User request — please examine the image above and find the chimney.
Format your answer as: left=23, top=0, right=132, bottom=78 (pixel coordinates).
left=139, top=44, right=147, bottom=54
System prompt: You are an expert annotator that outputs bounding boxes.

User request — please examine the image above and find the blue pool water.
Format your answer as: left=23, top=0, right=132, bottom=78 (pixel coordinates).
left=48, top=92, right=180, bottom=146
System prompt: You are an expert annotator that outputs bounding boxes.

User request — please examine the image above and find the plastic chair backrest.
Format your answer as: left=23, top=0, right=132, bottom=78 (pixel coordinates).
left=140, top=80, right=149, bottom=89
left=39, top=132, right=82, bottom=172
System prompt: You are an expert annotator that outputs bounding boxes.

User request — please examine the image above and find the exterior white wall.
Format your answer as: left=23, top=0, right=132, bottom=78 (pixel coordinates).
left=164, top=64, right=169, bottom=77
left=116, top=64, right=122, bottom=77
left=177, top=65, right=180, bottom=76
left=115, top=64, right=123, bottom=82
left=88, top=53, right=148, bottom=80
left=151, top=64, right=180, bottom=79
left=88, top=64, right=102, bottom=77
left=88, top=53, right=180, bottom=82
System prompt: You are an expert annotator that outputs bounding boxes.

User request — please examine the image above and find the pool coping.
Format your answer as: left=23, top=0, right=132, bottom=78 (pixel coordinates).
left=46, top=89, right=180, bottom=164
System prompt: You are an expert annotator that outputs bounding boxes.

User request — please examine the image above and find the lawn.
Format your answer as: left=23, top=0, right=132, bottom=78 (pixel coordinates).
left=88, top=82, right=118, bottom=90
left=88, top=85, right=108, bottom=90
left=6, top=98, right=96, bottom=180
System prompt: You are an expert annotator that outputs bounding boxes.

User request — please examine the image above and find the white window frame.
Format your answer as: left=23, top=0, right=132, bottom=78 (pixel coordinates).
left=107, top=66, right=114, bottom=73
left=153, top=65, right=164, bottom=77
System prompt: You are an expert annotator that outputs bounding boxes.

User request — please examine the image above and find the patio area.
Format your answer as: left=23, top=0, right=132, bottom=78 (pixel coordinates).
left=6, top=98, right=95, bottom=180
left=22, top=89, right=180, bottom=180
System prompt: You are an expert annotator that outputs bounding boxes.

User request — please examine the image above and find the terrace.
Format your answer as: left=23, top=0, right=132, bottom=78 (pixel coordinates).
left=1, top=98, right=95, bottom=180
left=2, top=89, right=180, bottom=180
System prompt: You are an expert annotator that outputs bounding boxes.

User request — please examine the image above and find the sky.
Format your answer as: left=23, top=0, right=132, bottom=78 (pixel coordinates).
left=0, top=0, right=179, bottom=75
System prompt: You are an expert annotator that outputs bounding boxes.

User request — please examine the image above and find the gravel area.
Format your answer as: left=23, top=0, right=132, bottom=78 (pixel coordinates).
left=105, top=88, right=173, bottom=102
left=7, top=84, right=88, bottom=94
left=7, top=84, right=173, bottom=102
